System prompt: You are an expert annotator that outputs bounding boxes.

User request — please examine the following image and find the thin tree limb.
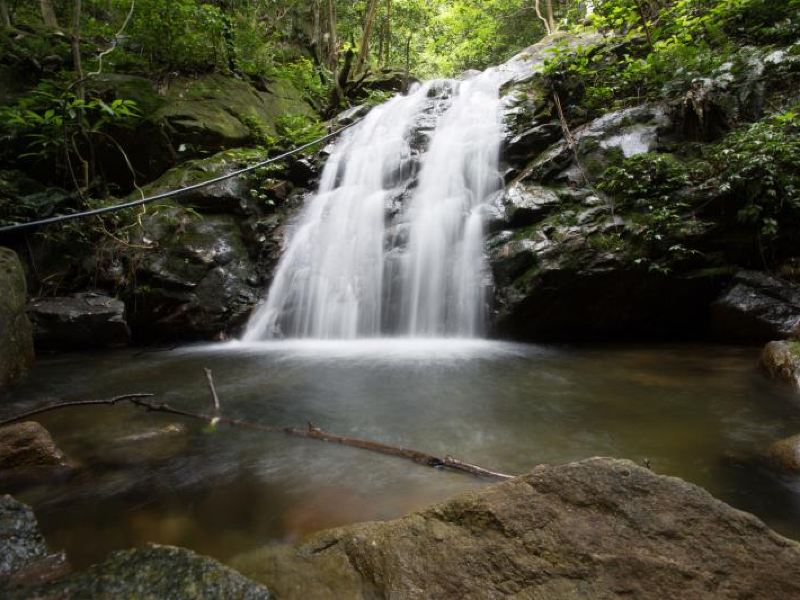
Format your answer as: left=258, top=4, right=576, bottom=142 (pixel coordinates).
left=0, top=395, right=514, bottom=481
left=0, top=394, right=156, bottom=426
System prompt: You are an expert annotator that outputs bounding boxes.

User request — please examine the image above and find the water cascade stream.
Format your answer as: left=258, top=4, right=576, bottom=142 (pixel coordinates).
left=243, top=71, right=504, bottom=340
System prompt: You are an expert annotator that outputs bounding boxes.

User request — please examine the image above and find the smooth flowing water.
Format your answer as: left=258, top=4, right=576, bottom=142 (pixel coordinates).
left=244, top=72, right=503, bottom=340
left=4, top=341, right=800, bottom=568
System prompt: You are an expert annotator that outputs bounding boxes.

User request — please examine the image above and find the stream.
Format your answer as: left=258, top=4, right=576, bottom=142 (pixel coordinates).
left=4, top=339, right=800, bottom=568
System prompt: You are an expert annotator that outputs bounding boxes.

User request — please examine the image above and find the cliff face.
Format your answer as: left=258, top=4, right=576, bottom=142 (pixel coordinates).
left=488, top=32, right=800, bottom=342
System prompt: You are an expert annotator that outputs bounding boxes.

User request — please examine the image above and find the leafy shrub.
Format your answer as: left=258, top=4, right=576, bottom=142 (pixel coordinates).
left=599, top=153, right=690, bottom=210
left=708, top=106, right=800, bottom=238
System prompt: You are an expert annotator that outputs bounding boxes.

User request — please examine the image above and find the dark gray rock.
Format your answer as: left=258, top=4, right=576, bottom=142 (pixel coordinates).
left=0, top=248, right=34, bottom=390
left=232, top=458, right=800, bottom=599
left=334, top=104, right=371, bottom=126
left=28, top=293, right=131, bottom=351
left=711, top=271, right=800, bottom=343
left=0, top=495, right=69, bottom=591
left=124, top=207, right=262, bottom=341
left=13, top=545, right=270, bottom=599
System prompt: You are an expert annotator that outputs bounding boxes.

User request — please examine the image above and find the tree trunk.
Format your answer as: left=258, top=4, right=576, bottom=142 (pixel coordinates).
left=0, top=0, right=11, bottom=28
left=384, top=0, right=392, bottom=67
left=355, top=0, right=380, bottom=75
left=71, top=0, right=84, bottom=101
left=71, top=0, right=89, bottom=190
left=40, top=0, right=60, bottom=28
left=327, top=0, right=338, bottom=71
left=545, top=0, right=557, bottom=33
left=310, top=0, right=321, bottom=65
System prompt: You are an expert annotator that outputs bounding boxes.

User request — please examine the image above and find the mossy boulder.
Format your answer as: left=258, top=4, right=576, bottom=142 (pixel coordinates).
left=0, top=248, right=34, bottom=391
left=232, top=458, right=800, bottom=599
left=81, top=73, right=315, bottom=190
left=11, top=545, right=270, bottom=599
left=157, top=74, right=314, bottom=151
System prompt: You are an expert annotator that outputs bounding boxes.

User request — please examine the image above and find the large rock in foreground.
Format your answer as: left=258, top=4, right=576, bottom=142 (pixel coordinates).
left=232, top=458, right=800, bottom=599
left=14, top=545, right=270, bottom=599
left=0, top=248, right=34, bottom=390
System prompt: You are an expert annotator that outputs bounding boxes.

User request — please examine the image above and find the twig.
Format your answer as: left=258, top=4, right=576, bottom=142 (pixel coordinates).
left=204, top=368, right=221, bottom=415
left=0, top=394, right=514, bottom=481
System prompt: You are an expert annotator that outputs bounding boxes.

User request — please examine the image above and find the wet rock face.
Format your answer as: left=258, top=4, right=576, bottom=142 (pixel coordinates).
left=711, top=271, right=800, bottom=343
left=124, top=207, right=261, bottom=341
left=28, top=293, right=131, bottom=351
left=0, top=248, right=34, bottom=390
left=232, top=458, right=800, bottom=599
left=82, top=148, right=307, bottom=342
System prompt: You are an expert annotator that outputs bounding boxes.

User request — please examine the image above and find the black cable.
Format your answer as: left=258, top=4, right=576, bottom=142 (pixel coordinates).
left=0, top=118, right=362, bottom=235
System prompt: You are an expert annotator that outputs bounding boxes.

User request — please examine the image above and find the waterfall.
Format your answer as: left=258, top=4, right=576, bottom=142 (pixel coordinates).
left=243, top=71, right=504, bottom=341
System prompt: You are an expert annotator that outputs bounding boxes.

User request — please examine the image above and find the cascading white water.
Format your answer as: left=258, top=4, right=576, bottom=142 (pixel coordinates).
left=243, top=70, right=504, bottom=341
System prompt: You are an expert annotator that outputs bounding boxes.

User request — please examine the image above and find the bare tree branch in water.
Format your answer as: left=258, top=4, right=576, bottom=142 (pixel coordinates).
left=0, top=383, right=514, bottom=481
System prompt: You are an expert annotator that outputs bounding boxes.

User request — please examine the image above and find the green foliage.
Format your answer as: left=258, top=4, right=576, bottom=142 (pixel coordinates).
left=544, top=0, right=800, bottom=115
left=599, top=153, right=700, bottom=273
left=599, top=153, right=690, bottom=210
left=362, top=89, right=395, bottom=106
left=274, top=114, right=327, bottom=147
left=708, top=106, right=800, bottom=238
left=266, top=59, right=328, bottom=107
left=126, top=0, right=228, bottom=72
left=0, top=81, right=139, bottom=166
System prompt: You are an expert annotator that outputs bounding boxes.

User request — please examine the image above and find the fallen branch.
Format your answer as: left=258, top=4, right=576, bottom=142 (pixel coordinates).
left=0, top=394, right=514, bottom=481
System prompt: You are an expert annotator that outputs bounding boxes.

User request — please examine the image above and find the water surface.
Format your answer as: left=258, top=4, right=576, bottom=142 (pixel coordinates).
left=3, top=340, right=800, bottom=568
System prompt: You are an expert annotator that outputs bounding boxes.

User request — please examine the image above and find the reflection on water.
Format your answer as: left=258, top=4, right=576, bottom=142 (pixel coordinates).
left=3, top=340, right=800, bottom=568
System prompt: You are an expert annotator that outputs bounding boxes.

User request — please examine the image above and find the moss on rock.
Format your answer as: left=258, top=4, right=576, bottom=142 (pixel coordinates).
left=0, top=248, right=34, bottom=391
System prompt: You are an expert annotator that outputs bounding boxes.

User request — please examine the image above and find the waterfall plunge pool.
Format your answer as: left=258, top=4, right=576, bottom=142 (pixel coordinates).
left=4, top=340, right=800, bottom=568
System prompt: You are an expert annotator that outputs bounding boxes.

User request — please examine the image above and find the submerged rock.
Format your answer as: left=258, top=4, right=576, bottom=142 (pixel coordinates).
left=761, top=340, right=800, bottom=390
left=0, top=248, right=34, bottom=390
left=764, top=433, right=800, bottom=474
left=711, top=271, right=800, bottom=343
left=0, top=422, right=70, bottom=471
left=28, top=293, right=131, bottom=351
left=232, top=458, right=800, bottom=599
left=15, top=545, right=270, bottom=599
